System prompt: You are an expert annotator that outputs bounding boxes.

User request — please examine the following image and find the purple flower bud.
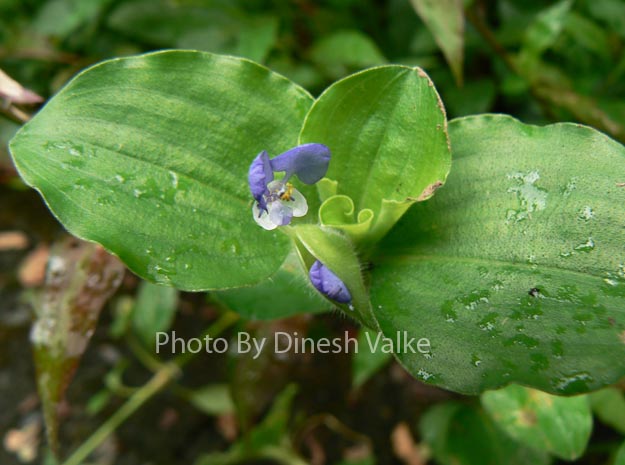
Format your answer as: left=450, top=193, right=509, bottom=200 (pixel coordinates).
left=248, top=150, right=273, bottom=212
left=270, top=143, right=330, bottom=184
left=309, top=260, right=352, bottom=304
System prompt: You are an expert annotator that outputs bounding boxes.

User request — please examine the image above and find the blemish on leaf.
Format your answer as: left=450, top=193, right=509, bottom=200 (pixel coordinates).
left=619, top=330, right=625, bottom=344
left=517, top=408, right=537, bottom=426
left=417, top=181, right=444, bottom=201
left=574, top=237, right=595, bottom=253
left=506, top=170, right=548, bottom=223
left=578, top=206, right=594, bottom=221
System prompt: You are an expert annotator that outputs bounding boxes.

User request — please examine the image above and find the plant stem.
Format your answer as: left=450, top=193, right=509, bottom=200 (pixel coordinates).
left=61, top=311, right=239, bottom=465
left=62, top=362, right=179, bottom=465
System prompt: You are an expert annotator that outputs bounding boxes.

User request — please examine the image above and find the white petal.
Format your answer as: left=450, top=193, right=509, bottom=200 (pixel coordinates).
left=269, top=201, right=293, bottom=226
left=266, top=180, right=283, bottom=192
left=289, top=187, right=308, bottom=217
left=252, top=203, right=278, bottom=230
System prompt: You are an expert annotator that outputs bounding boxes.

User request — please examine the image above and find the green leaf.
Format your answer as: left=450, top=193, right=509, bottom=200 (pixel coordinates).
left=108, top=0, right=227, bottom=46
left=420, top=402, right=550, bottom=465
left=481, top=385, right=592, bottom=460
left=131, top=280, right=178, bottom=347
left=518, top=0, right=573, bottom=75
left=441, top=79, right=496, bottom=117
left=33, top=0, right=112, bottom=38
left=299, top=65, right=451, bottom=245
left=586, top=0, right=625, bottom=39
left=523, top=0, right=573, bottom=55
left=589, top=387, right=625, bottom=434
left=617, top=442, right=625, bottom=465
left=290, top=224, right=376, bottom=328
left=310, top=30, right=387, bottom=79
left=188, top=384, right=235, bottom=416
left=195, top=384, right=305, bottom=465
left=32, top=237, right=124, bottom=455
left=410, top=0, right=465, bottom=84
left=563, top=12, right=611, bottom=60
left=371, top=114, right=625, bottom=395
left=235, top=15, right=278, bottom=63
left=109, top=2, right=277, bottom=63
left=213, top=251, right=329, bottom=320
left=352, top=328, right=392, bottom=388
left=10, top=51, right=313, bottom=290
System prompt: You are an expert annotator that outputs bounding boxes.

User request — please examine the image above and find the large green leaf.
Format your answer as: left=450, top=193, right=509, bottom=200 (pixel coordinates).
left=481, top=385, right=592, bottom=460
left=299, top=65, right=451, bottom=245
left=371, top=114, right=625, bottom=394
left=10, top=51, right=314, bottom=290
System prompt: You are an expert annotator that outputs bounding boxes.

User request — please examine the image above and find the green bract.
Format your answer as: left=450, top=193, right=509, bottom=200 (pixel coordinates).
left=9, top=51, right=625, bottom=396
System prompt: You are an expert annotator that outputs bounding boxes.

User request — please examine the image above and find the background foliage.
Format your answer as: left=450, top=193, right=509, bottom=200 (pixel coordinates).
left=1, top=0, right=625, bottom=464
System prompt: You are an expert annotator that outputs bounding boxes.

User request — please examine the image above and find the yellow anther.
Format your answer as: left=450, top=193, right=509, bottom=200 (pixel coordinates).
left=278, top=183, right=295, bottom=201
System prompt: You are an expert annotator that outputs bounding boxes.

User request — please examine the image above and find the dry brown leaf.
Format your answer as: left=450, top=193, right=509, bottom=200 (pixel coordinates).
left=0, top=231, right=29, bottom=251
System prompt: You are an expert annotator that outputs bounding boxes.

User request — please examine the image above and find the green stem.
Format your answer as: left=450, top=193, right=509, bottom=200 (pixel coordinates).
left=175, top=311, right=239, bottom=367
left=62, top=362, right=179, bottom=465
left=61, top=311, right=239, bottom=465
left=126, top=334, right=164, bottom=372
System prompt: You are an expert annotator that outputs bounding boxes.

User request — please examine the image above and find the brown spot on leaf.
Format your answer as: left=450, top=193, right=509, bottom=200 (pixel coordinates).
left=417, top=181, right=444, bottom=201
left=517, top=408, right=537, bottom=426
left=620, top=330, right=625, bottom=344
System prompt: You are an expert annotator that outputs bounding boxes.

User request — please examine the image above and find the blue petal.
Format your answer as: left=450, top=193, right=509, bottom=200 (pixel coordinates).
left=248, top=150, right=273, bottom=210
left=309, top=260, right=352, bottom=304
left=270, top=143, right=330, bottom=184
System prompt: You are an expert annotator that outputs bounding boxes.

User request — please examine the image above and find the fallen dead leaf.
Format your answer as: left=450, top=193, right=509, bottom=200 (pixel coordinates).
left=18, top=244, right=49, bottom=287
left=216, top=413, right=238, bottom=442
left=3, top=419, right=41, bottom=463
left=0, top=68, right=43, bottom=104
left=343, top=443, right=373, bottom=461
left=391, top=422, right=427, bottom=465
left=0, top=231, right=29, bottom=251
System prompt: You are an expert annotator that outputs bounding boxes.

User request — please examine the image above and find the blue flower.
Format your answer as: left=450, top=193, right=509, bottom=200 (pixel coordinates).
left=309, top=260, right=352, bottom=305
left=249, top=143, right=330, bottom=230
